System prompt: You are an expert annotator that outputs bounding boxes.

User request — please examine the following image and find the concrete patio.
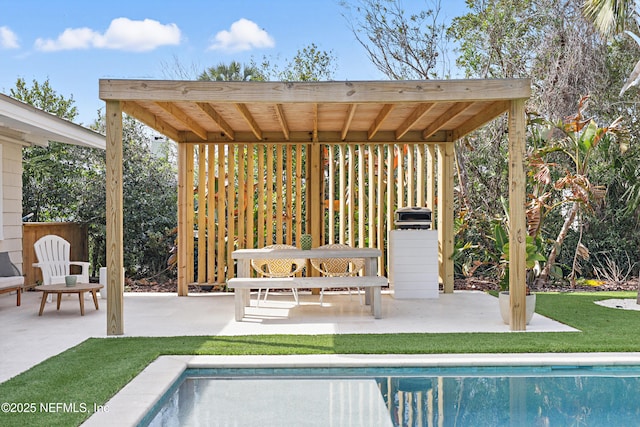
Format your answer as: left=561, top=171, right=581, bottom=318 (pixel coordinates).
left=0, top=289, right=576, bottom=383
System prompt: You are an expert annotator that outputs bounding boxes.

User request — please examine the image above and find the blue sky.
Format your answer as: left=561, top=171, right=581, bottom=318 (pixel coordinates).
left=0, top=0, right=467, bottom=125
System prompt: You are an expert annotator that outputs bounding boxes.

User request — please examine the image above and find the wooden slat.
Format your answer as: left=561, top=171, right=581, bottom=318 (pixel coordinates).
left=407, top=144, right=414, bottom=207
left=226, top=146, right=236, bottom=276
left=348, top=144, right=355, bottom=245
left=276, top=146, right=284, bottom=244
left=427, top=145, right=436, bottom=211
left=397, top=145, right=404, bottom=209
left=328, top=145, right=335, bottom=243
left=275, top=104, right=290, bottom=140
left=185, top=144, right=195, bottom=286
left=286, top=144, right=293, bottom=244
left=207, top=145, right=216, bottom=283
left=387, top=143, right=395, bottom=230
left=235, top=103, right=263, bottom=140
left=339, top=145, right=346, bottom=244
left=368, top=145, right=376, bottom=249
left=416, top=144, right=425, bottom=206
left=237, top=145, right=246, bottom=248
left=309, top=143, right=322, bottom=249
left=216, top=144, right=226, bottom=283
left=376, top=145, right=384, bottom=275
left=257, top=145, right=265, bottom=247
left=196, top=102, right=235, bottom=140
left=358, top=145, right=365, bottom=247
left=266, top=145, right=274, bottom=244
left=105, top=100, right=124, bottom=336
left=368, top=104, right=394, bottom=140
left=156, top=101, right=208, bottom=140
left=422, top=102, right=473, bottom=140
left=341, top=104, right=357, bottom=141
left=197, top=145, right=206, bottom=284
left=295, top=144, right=303, bottom=243
left=246, top=144, right=255, bottom=249
left=395, top=103, right=434, bottom=139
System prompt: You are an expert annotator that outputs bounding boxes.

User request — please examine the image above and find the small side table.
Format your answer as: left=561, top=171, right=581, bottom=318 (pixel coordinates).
left=35, top=283, right=103, bottom=316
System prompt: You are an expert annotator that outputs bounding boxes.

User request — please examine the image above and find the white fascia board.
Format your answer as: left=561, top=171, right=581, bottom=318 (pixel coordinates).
left=0, top=94, right=105, bottom=150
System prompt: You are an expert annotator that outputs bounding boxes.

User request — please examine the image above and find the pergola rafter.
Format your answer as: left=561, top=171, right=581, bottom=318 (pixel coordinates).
left=100, top=79, right=531, bottom=335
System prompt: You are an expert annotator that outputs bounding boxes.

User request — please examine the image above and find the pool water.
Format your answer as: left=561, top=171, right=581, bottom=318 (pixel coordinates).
left=143, top=366, right=640, bottom=426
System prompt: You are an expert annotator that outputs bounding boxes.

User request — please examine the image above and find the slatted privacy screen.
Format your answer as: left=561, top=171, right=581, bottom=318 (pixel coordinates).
left=187, top=143, right=436, bottom=286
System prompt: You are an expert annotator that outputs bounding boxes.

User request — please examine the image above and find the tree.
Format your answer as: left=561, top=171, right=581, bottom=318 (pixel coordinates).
left=198, top=61, right=265, bottom=81
left=583, top=0, right=640, bottom=95
left=90, top=114, right=178, bottom=278
left=10, top=78, right=77, bottom=120
left=342, top=0, right=449, bottom=79
left=12, top=78, right=178, bottom=279
left=258, top=43, right=337, bottom=81
left=10, top=78, right=101, bottom=223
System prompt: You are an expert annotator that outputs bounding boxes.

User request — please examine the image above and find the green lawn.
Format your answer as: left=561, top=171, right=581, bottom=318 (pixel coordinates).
left=1, top=291, right=639, bottom=426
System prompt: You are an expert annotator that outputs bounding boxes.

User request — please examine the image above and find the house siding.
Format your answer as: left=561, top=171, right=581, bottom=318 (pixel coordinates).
left=1, top=142, right=23, bottom=272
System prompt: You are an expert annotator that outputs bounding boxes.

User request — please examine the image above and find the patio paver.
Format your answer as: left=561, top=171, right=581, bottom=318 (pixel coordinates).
left=0, top=289, right=576, bottom=383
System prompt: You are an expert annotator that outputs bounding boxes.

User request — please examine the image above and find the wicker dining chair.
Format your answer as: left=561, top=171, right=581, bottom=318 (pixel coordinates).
left=310, top=243, right=365, bottom=305
left=250, top=244, right=306, bottom=305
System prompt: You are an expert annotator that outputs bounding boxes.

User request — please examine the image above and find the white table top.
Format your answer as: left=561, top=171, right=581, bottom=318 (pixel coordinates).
left=232, top=247, right=381, bottom=259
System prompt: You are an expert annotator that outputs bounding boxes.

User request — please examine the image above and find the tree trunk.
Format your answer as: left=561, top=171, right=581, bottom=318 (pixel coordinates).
left=537, top=201, right=579, bottom=286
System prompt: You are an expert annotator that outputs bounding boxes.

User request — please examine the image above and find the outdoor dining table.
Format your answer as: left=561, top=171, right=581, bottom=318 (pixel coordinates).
left=231, top=247, right=384, bottom=319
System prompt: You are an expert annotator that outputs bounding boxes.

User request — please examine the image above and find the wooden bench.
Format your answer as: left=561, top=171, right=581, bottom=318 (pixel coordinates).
left=228, top=276, right=388, bottom=321
left=0, top=276, right=24, bottom=306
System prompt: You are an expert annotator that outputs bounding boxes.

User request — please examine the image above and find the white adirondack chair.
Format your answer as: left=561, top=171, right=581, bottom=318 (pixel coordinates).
left=33, top=235, right=90, bottom=300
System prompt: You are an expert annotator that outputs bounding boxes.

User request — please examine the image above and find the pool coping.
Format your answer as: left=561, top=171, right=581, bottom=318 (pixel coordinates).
left=81, top=352, right=640, bottom=426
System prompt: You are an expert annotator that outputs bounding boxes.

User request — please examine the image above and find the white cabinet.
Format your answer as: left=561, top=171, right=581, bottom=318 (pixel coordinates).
left=389, top=230, right=439, bottom=299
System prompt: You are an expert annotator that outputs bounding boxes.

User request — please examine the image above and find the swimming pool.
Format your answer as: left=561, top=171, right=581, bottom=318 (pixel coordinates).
left=83, top=354, right=640, bottom=426
left=142, top=363, right=640, bottom=426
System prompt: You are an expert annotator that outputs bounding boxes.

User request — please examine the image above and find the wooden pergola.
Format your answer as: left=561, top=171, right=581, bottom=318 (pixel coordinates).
left=99, top=79, right=530, bottom=334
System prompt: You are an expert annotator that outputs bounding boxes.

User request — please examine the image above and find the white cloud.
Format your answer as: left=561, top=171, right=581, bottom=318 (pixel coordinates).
left=34, top=18, right=181, bottom=52
left=0, top=26, right=19, bottom=49
left=209, top=18, right=274, bottom=52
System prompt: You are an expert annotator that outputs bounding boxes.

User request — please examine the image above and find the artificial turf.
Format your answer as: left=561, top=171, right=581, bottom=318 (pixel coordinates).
left=1, top=291, right=639, bottom=426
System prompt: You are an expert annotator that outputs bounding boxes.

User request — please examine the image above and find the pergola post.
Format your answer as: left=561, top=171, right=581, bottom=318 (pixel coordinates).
left=437, top=143, right=455, bottom=293
left=508, top=99, right=527, bottom=331
left=176, top=143, right=192, bottom=296
left=105, top=100, right=124, bottom=336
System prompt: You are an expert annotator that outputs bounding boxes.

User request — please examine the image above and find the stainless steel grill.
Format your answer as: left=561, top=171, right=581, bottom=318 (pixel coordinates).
left=394, top=207, right=432, bottom=230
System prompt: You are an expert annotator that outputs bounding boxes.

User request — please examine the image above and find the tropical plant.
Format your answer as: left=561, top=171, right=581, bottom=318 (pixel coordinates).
left=534, top=96, right=627, bottom=286
left=583, top=0, right=640, bottom=95
left=198, top=61, right=265, bottom=81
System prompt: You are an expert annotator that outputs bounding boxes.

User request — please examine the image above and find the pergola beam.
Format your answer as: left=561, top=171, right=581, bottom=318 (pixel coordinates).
left=196, top=102, right=235, bottom=140
left=275, top=103, right=290, bottom=140
left=368, top=104, right=394, bottom=140
left=122, top=101, right=181, bottom=142
left=341, top=104, right=357, bottom=141
left=180, top=130, right=453, bottom=144
left=156, top=101, right=208, bottom=141
left=396, top=103, right=434, bottom=139
left=100, top=79, right=531, bottom=104
left=422, top=102, right=473, bottom=139
left=235, top=103, right=263, bottom=140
